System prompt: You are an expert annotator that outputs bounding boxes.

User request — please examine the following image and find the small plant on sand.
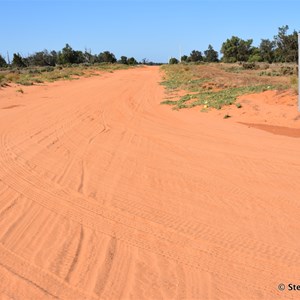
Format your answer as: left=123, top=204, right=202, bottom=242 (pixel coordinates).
left=16, top=88, right=24, bottom=93
left=161, top=99, right=177, bottom=105
left=235, top=103, right=242, bottom=108
left=223, top=114, right=231, bottom=119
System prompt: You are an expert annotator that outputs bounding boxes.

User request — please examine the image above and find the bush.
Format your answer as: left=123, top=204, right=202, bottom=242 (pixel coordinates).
left=28, top=69, right=41, bottom=74
left=248, top=54, right=262, bottom=62
left=40, top=66, right=55, bottom=72
left=280, top=66, right=296, bottom=75
left=242, top=62, right=259, bottom=70
left=169, top=57, right=179, bottom=64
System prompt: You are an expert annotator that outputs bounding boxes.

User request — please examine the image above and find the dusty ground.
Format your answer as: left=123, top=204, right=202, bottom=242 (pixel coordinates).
left=0, top=66, right=300, bottom=299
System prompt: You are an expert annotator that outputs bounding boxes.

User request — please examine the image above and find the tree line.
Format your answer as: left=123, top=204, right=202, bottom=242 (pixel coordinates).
left=0, top=25, right=298, bottom=68
left=0, top=44, right=139, bottom=68
left=169, top=25, right=298, bottom=64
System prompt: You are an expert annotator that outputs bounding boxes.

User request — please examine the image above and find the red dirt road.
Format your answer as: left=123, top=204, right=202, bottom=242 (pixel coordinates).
left=0, top=67, right=300, bottom=299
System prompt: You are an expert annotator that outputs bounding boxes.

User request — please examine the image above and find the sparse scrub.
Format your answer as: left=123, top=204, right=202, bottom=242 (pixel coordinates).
left=280, top=66, right=296, bottom=75
left=0, top=43, right=139, bottom=89
left=222, top=65, right=244, bottom=73
left=0, top=74, right=7, bottom=87
left=5, top=73, right=20, bottom=82
left=242, top=62, right=259, bottom=70
left=160, top=63, right=289, bottom=110
left=290, top=76, right=298, bottom=94
left=0, top=64, right=136, bottom=88
left=259, top=71, right=281, bottom=77
left=16, top=79, right=33, bottom=86
left=187, top=85, right=278, bottom=110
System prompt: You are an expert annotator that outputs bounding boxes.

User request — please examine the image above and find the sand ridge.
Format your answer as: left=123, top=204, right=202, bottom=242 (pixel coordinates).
left=0, top=67, right=300, bottom=299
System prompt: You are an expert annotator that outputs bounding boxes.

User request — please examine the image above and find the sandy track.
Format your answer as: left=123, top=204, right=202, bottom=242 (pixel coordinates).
left=0, top=67, right=300, bottom=299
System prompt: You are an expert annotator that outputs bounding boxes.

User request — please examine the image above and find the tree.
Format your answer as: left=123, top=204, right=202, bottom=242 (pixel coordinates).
left=83, top=49, right=97, bottom=64
left=181, top=55, right=188, bottom=62
left=127, top=57, right=137, bottom=65
left=189, top=50, right=203, bottom=62
left=248, top=47, right=262, bottom=62
left=58, top=44, right=74, bottom=64
left=204, top=45, right=219, bottom=62
left=0, top=54, right=7, bottom=68
left=27, top=51, right=45, bottom=66
left=221, top=36, right=253, bottom=62
left=141, top=58, right=149, bottom=64
left=12, top=53, right=26, bottom=68
left=57, top=44, right=81, bottom=64
left=74, top=50, right=85, bottom=64
left=49, top=51, right=58, bottom=66
left=259, top=39, right=275, bottom=63
left=26, top=50, right=57, bottom=66
left=221, top=36, right=239, bottom=62
left=119, top=56, right=128, bottom=64
left=237, top=39, right=253, bottom=61
left=169, top=57, right=179, bottom=64
left=274, top=25, right=298, bottom=63
left=98, top=51, right=116, bottom=63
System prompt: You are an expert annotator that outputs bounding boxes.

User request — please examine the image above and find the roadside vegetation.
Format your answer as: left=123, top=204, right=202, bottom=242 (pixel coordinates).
left=0, top=64, right=135, bottom=88
left=0, top=24, right=297, bottom=99
left=0, top=44, right=157, bottom=88
left=160, top=63, right=293, bottom=110
left=163, top=25, right=298, bottom=110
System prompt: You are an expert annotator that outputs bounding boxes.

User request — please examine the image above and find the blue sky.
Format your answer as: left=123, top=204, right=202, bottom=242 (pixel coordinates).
left=1, top=0, right=299, bottom=62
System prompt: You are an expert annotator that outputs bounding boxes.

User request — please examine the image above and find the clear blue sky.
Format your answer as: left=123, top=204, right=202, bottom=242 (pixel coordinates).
left=1, top=0, right=299, bottom=63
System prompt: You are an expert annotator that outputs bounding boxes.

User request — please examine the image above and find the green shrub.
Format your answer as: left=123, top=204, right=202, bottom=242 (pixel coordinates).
left=280, top=66, right=296, bottom=75
left=242, top=62, right=258, bottom=70
left=248, top=54, right=262, bottom=63
left=169, top=57, right=179, bottom=64
left=41, top=66, right=55, bottom=72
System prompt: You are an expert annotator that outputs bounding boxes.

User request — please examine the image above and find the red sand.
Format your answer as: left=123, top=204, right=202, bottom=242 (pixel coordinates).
left=216, top=90, right=300, bottom=136
left=0, top=67, right=300, bottom=299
